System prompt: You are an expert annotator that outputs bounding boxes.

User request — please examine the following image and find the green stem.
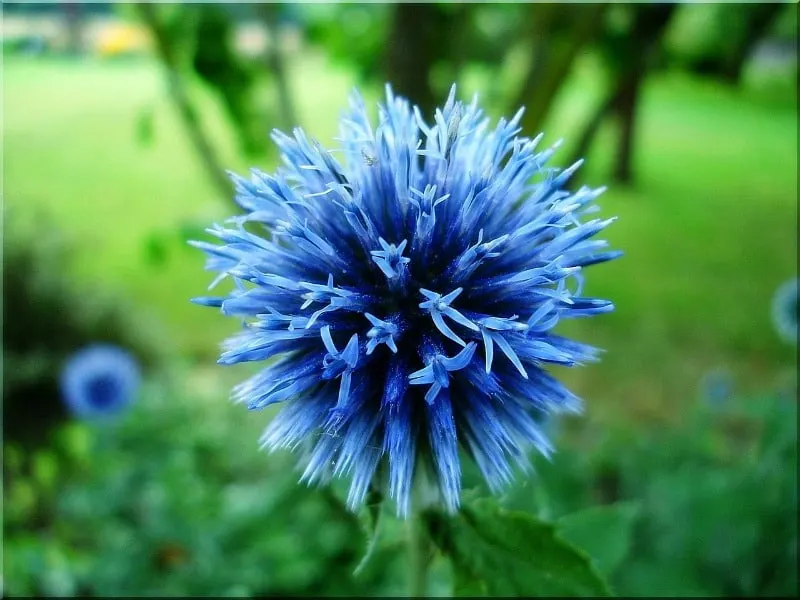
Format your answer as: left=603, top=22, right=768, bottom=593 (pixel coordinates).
left=407, top=509, right=430, bottom=597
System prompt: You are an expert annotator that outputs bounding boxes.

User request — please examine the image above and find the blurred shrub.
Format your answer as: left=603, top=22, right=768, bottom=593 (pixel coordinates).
left=2, top=35, right=49, bottom=57
left=2, top=211, right=165, bottom=449
left=500, top=390, right=798, bottom=597
left=2, top=371, right=414, bottom=596
left=4, top=360, right=795, bottom=596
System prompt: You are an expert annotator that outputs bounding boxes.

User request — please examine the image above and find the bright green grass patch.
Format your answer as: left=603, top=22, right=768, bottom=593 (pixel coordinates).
left=3, top=52, right=364, bottom=355
left=3, top=53, right=796, bottom=421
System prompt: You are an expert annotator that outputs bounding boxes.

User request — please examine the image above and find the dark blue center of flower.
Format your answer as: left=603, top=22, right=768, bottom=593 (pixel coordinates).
left=85, top=374, right=120, bottom=410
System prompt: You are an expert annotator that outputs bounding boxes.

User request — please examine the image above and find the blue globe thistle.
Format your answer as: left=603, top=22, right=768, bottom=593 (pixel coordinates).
left=192, top=85, right=620, bottom=516
left=772, top=278, right=798, bottom=345
left=60, top=344, right=140, bottom=419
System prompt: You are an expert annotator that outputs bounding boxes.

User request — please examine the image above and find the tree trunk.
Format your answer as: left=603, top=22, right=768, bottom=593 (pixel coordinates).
left=609, top=4, right=678, bottom=185
left=442, top=6, right=475, bottom=90
left=258, top=4, right=297, bottom=130
left=382, top=3, right=454, bottom=120
left=612, top=74, right=641, bottom=184
left=567, top=89, right=618, bottom=169
left=720, top=3, right=783, bottom=85
left=137, top=4, right=233, bottom=204
left=512, top=3, right=609, bottom=136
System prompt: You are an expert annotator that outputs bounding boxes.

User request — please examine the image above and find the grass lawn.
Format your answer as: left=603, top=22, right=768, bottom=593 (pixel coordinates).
left=3, top=51, right=796, bottom=425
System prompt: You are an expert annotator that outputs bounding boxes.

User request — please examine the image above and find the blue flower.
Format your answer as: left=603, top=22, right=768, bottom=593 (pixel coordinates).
left=60, top=344, right=140, bottom=419
left=698, top=367, right=734, bottom=407
left=772, top=278, right=798, bottom=345
left=192, top=85, right=619, bottom=516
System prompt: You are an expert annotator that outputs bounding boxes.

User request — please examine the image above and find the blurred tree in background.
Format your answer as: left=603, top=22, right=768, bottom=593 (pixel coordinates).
left=135, top=3, right=233, bottom=201
left=300, top=3, right=391, bottom=85
left=510, top=3, right=609, bottom=137
left=190, top=4, right=264, bottom=157
left=669, top=3, right=785, bottom=85
left=133, top=3, right=294, bottom=203
left=61, top=2, right=84, bottom=55
left=382, top=3, right=472, bottom=119
left=300, top=3, right=521, bottom=119
left=125, top=1, right=796, bottom=189
left=568, top=4, right=678, bottom=184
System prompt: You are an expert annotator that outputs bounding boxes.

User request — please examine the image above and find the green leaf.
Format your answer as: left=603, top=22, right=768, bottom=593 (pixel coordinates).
left=427, top=498, right=612, bottom=597
left=557, top=502, right=642, bottom=578
left=353, top=486, right=384, bottom=577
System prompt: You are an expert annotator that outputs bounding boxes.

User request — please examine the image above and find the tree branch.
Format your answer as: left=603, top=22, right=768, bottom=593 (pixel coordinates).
left=258, top=4, right=297, bottom=131
left=136, top=3, right=233, bottom=203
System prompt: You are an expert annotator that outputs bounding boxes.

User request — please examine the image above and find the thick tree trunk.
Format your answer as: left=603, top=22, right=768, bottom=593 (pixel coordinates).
left=382, top=3, right=454, bottom=120
left=609, top=4, right=678, bottom=185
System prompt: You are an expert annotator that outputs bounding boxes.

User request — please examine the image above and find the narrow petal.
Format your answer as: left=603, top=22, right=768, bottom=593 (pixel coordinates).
left=426, top=389, right=461, bottom=512
left=481, top=328, right=495, bottom=373
left=431, top=310, right=467, bottom=347
left=320, top=325, right=339, bottom=355
left=492, top=332, right=528, bottom=379
left=440, top=342, right=477, bottom=371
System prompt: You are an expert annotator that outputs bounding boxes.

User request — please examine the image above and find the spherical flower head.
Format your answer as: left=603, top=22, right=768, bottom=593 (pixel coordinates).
left=192, top=85, right=620, bottom=517
left=60, top=344, right=141, bottom=419
left=772, top=278, right=798, bottom=345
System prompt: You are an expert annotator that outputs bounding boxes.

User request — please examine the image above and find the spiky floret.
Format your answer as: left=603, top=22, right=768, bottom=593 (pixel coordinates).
left=192, top=85, right=620, bottom=517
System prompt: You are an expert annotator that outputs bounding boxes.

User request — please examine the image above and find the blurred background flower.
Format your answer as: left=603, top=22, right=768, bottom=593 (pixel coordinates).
left=698, top=367, right=735, bottom=408
left=59, top=345, right=141, bottom=419
left=772, top=277, right=798, bottom=345
left=2, top=2, right=797, bottom=597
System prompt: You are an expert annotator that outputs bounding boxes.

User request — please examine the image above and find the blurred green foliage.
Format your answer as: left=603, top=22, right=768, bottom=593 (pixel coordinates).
left=4, top=373, right=381, bottom=596
left=300, top=3, right=391, bottom=84
left=2, top=2, right=797, bottom=597
left=666, top=3, right=793, bottom=84
left=426, top=499, right=612, bottom=596
left=299, top=2, right=527, bottom=117
left=498, top=391, right=798, bottom=597
left=2, top=211, right=165, bottom=449
left=4, top=368, right=795, bottom=596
